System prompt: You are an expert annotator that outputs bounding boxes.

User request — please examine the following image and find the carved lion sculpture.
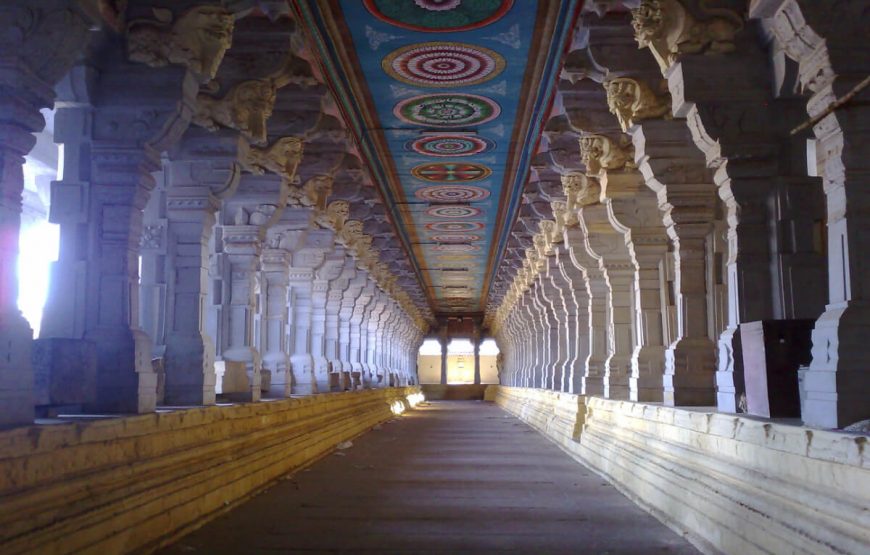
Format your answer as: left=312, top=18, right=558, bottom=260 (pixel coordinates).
left=193, top=79, right=277, bottom=144
left=631, top=0, right=743, bottom=73
left=127, top=6, right=234, bottom=82
left=579, top=135, right=634, bottom=176
left=241, top=136, right=303, bottom=181
left=605, top=77, right=671, bottom=131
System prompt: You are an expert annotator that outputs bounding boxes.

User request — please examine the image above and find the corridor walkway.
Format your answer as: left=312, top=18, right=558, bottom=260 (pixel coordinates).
left=159, top=401, right=698, bottom=554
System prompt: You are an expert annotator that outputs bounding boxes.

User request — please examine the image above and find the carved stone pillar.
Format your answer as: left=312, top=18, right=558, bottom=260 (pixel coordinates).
left=555, top=244, right=589, bottom=394
left=288, top=264, right=315, bottom=395
left=529, top=284, right=550, bottom=389
left=601, top=172, right=670, bottom=402
left=348, top=282, right=373, bottom=389
left=754, top=0, right=870, bottom=427
left=160, top=172, right=222, bottom=405
left=632, top=120, right=719, bottom=406
left=365, top=297, right=386, bottom=386
left=339, top=274, right=365, bottom=388
left=0, top=0, right=93, bottom=426
left=566, top=228, right=608, bottom=396
left=473, top=327, right=481, bottom=386
left=544, top=259, right=569, bottom=391
left=578, top=203, right=636, bottom=401
left=220, top=225, right=263, bottom=401
left=550, top=247, right=577, bottom=392
left=439, top=325, right=448, bottom=385
left=260, top=244, right=291, bottom=397
left=325, top=259, right=352, bottom=391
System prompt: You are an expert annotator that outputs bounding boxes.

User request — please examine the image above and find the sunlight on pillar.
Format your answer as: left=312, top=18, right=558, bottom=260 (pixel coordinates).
left=18, top=110, right=60, bottom=338
left=17, top=222, right=59, bottom=337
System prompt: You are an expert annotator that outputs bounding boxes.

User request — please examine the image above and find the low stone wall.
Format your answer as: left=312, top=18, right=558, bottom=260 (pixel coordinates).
left=0, top=387, right=420, bottom=555
left=421, top=384, right=489, bottom=400
left=486, top=385, right=870, bottom=555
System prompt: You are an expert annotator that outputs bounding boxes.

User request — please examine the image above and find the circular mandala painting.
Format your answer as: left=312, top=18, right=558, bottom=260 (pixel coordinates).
left=412, top=162, right=491, bottom=183
left=431, top=234, right=482, bottom=243
left=425, top=205, right=482, bottom=218
left=395, top=94, right=500, bottom=127
left=383, top=42, right=505, bottom=88
left=415, top=185, right=490, bottom=202
left=433, top=243, right=480, bottom=252
left=409, top=135, right=494, bottom=157
left=363, top=0, right=514, bottom=32
left=426, top=221, right=484, bottom=232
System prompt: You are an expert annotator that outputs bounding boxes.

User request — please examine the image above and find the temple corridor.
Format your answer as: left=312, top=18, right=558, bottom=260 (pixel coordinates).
left=158, top=401, right=697, bottom=555
left=1, top=1, right=869, bottom=554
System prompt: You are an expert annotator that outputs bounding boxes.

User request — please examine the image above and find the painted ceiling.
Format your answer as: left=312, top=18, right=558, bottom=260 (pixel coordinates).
left=294, top=0, right=581, bottom=315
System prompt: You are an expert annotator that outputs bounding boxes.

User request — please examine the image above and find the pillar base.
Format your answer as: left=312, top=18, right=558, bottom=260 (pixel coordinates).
left=803, top=302, right=870, bottom=428
left=291, top=354, right=315, bottom=395
left=715, top=326, right=742, bottom=413
left=163, top=336, right=216, bottom=406
left=664, top=338, right=717, bottom=407
left=582, top=360, right=606, bottom=396
left=604, top=355, right=632, bottom=400
left=0, top=313, right=34, bottom=427
left=87, top=327, right=157, bottom=414
left=631, top=345, right=666, bottom=402
left=32, top=338, right=97, bottom=409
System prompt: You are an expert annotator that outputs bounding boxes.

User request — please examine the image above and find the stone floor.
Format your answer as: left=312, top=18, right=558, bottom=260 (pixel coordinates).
left=159, top=401, right=699, bottom=554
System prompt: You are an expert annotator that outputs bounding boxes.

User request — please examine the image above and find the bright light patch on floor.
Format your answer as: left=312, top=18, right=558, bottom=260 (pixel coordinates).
left=406, top=392, right=425, bottom=407
left=390, top=400, right=407, bottom=415
left=18, top=221, right=59, bottom=337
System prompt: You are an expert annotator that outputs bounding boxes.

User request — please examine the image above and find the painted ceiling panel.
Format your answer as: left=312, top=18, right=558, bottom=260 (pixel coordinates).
left=294, top=0, right=581, bottom=315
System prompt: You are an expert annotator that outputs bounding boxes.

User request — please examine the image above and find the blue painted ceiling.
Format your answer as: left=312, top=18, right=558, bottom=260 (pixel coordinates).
left=295, top=0, right=581, bottom=316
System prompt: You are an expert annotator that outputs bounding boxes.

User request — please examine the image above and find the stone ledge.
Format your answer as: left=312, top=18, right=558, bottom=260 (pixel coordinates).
left=486, top=385, right=870, bottom=555
left=0, top=387, right=421, bottom=555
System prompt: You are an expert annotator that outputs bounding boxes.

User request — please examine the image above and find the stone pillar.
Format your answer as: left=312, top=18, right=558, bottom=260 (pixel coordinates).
left=221, top=225, right=263, bottom=401
left=566, top=228, right=607, bottom=396
left=349, top=282, right=373, bottom=389
left=530, top=284, right=551, bottom=389
left=439, top=326, right=448, bottom=385
left=260, top=244, right=291, bottom=397
left=139, top=171, right=168, bottom=361
left=310, top=276, right=330, bottom=392
left=632, top=120, right=719, bottom=406
left=339, top=274, right=365, bottom=389
left=549, top=248, right=576, bottom=392
left=473, top=330, right=480, bottom=385
left=0, top=0, right=92, bottom=426
left=754, top=0, right=870, bottom=427
left=579, top=204, right=635, bottom=400
left=288, top=266, right=315, bottom=395
left=161, top=177, right=221, bottom=405
left=0, top=110, right=39, bottom=426
left=325, top=260, right=351, bottom=392
left=555, top=244, right=589, bottom=394
left=545, top=256, right=571, bottom=391
left=600, top=171, right=670, bottom=402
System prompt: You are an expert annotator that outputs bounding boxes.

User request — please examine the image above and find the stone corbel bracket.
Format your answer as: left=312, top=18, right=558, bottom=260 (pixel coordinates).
left=630, top=0, right=744, bottom=74
left=579, top=134, right=635, bottom=177
left=193, top=78, right=278, bottom=144
left=126, top=5, right=235, bottom=83
left=239, top=136, right=304, bottom=183
left=561, top=172, right=602, bottom=216
left=604, top=76, right=671, bottom=132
